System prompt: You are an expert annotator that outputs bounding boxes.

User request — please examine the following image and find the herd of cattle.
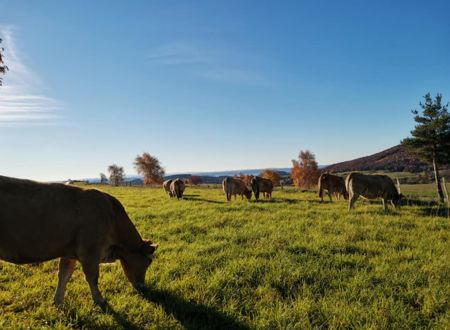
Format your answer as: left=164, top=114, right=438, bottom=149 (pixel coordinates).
left=165, top=172, right=403, bottom=211
left=0, top=171, right=403, bottom=307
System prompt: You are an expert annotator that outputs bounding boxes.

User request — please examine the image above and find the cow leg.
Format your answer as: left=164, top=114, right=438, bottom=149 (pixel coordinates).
left=382, top=199, right=388, bottom=211
left=54, top=258, right=76, bottom=306
left=80, top=258, right=105, bottom=306
left=348, top=194, right=358, bottom=211
left=328, top=191, right=333, bottom=202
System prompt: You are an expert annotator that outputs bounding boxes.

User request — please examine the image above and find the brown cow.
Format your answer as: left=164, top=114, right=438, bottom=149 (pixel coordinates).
left=318, top=173, right=348, bottom=202
left=170, top=178, right=185, bottom=199
left=345, top=172, right=403, bottom=211
left=222, top=177, right=252, bottom=201
left=0, top=175, right=158, bottom=306
left=163, top=179, right=173, bottom=197
left=250, top=176, right=273, bottom=201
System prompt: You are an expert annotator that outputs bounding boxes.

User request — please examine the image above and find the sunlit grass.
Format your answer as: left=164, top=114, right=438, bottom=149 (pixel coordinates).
left=0, top=185, right=449, bottom=329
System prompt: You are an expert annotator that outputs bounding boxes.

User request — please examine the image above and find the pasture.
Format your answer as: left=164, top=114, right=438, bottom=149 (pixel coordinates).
left=0, top=185, right=449, bottom=329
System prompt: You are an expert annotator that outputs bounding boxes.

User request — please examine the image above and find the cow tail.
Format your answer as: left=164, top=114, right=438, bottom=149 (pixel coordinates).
left=318, top=176, right=323, bottom=198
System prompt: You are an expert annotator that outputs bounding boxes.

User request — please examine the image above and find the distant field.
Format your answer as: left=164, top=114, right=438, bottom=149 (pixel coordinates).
left=0, top=186, right=449, bottom=329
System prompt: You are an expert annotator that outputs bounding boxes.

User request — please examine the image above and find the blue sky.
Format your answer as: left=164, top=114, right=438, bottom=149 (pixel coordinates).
left=1, top=1, right=449, bottom=181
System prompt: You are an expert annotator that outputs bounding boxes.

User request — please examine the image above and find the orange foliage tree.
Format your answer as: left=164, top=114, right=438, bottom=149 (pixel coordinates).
left=189, top=175, right=203, bottom=185
left=236, top=174, right=250, bottom=185
left=134, top=152, right=165, bottom=185
left=262, top=169, right=281, bottom=186
left=291, top=150, right=320, bottom=189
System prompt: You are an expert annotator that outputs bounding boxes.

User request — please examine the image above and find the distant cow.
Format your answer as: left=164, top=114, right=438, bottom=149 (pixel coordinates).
left=250, top=176, right=273, bottom=201
left=345, top=172, right=403, bottom=211
left=0, top=175, right=158, bottom=306
left=170, top=178, right=185, bottom=199
left=163, top=179, right=173, bottom=197
left=318, top=173, right=348, bottom=202
left=222, top=177, right=252, bottom=201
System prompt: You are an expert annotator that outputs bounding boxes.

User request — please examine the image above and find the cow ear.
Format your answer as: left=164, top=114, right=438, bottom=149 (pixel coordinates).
left=141, top=239, right=158, bottom=255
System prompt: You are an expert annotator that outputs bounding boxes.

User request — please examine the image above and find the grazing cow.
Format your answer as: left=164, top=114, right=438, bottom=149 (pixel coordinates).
left=222, top=177, right=252, bottom=201
left=163, top=179, right=173, bottom=197
left=250, top=176, right=273, bottom=201
left=170, top=178, right=185, bottom=199
left=318, top=173, right=348, bottom=202
left=345, top=172, right=403, bottom=211
left=0, top=175, right=158, bottom=306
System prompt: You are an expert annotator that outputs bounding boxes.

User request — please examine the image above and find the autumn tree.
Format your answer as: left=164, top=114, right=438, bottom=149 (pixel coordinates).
left=189, top=175, right=203, bottom=185
left=262, top=169, right=281, bottom=186
left=134, top=152, right=165, bottom=185
left=236, top=174, right=250, bottom=185
left=0, top=38, right=8, bottom=86
left=291, top=150, right=320, bottom=189
left=402, top=93, right=450, bottom=202
left=108, top=164, right=125, bottom=186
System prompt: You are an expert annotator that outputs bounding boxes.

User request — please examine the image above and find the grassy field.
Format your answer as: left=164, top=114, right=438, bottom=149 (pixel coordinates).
left=0, top=185, right=449, bottom=329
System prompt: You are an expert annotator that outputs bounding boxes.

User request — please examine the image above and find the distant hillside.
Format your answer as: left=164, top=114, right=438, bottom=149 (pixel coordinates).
left=324, top=145, right=432, bottom=173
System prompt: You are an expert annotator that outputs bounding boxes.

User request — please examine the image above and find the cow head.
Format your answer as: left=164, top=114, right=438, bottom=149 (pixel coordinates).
left=392, top=193, right=404, bottom=208
left=244, top=188, right=252, bottom=200
left=119, top=239, right=158, bottom=289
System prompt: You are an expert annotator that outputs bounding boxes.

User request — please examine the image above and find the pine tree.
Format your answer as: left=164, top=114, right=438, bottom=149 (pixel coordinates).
left=402, top=93, right=450, bottom=202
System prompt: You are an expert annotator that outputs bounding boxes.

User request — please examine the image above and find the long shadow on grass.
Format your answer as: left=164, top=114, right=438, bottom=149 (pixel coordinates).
left=183, top=196, right=225, bottom=204
left=65, top=303, right=141, bottom=330
left=417, top=206, right=450, bottom=218
left=138, top=287, right=249, bottom=330
left=253, top=198, right=304, bottom=204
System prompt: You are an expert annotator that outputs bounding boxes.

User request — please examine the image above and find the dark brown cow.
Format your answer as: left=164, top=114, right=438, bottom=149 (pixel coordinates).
left=318, top=173, right=348, bottom=202
left=0, top=175, right=158, bottom=306
left=163, top=179, right=173, bottom=197
left=170, top=178, right=185, bottom=199
left=250, top=176, right=273, bottom=201
left=345, top=172, right=403, bottom=211
left=222, top=177, right=252, bottom=201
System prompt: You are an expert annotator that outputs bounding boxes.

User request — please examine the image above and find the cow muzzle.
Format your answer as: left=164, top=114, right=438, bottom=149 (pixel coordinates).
left=133, top=282, right=146, bottom=290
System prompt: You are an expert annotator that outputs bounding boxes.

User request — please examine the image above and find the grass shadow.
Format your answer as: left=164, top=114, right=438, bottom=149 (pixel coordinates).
left=183, top=196, right=225, bottom=204
left=138, top=287, right=249, bottom=330
left=64, top=302, right=141, bottom=330
left=103, top=303, right=142, bottom=330
left=254, top=198, right=304, bottom=204
left=417, top=206, right=450, bottom=218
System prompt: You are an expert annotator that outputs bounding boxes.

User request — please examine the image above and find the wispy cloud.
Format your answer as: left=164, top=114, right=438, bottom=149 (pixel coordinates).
left=0, top=26, right=64, bottom=126
left=147, top=41, right=271, bottom=86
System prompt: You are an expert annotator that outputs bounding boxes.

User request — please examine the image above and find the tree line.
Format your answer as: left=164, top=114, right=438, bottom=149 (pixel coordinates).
left=101, top=93, right=449, bottom=203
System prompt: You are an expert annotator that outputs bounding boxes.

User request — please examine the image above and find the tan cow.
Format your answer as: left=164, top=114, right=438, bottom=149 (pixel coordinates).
left=345, top=172, right=403, bottom=211
left=170, top=178, right=185, bottom=199
left=222, top=177, right=252, bottom=201
left=163, top=179, right=173, bottom=197
left=250, top=176, right=273, bottom=201
left=0, top=175, right=158, bottom=306
left=318, top=173, right=348, bottom=202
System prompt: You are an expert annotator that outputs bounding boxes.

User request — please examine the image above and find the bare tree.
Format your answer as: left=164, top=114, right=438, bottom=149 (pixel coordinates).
left=100, top=173, right=108, bottom=184
left=108, top=164, right=125, bottom=186
left=134, top=152, right=165, bottom=185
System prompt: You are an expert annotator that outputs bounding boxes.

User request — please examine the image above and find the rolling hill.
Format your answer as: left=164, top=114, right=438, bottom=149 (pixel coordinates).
left=324, top=144, right=431, bottom=173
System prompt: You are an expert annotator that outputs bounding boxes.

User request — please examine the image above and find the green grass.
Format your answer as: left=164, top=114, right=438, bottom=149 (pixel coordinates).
left=1, top=185, right=449, bottom=329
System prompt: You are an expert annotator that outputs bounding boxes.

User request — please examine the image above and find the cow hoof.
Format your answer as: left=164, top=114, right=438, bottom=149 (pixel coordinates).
left=94, top=297, right=107, bottom=307
left=53, top=299, right=64, bottom=308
